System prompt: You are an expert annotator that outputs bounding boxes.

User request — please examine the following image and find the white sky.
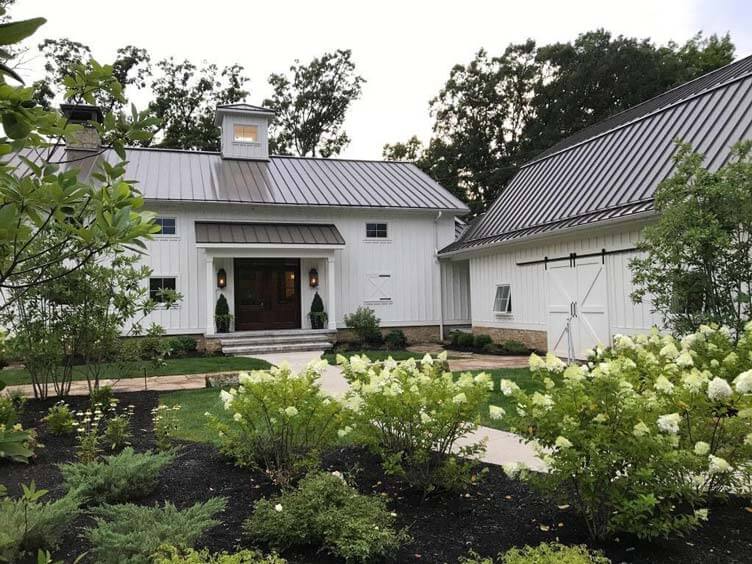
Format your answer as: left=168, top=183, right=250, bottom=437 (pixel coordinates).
left=13, top=0, right=752, bottom=159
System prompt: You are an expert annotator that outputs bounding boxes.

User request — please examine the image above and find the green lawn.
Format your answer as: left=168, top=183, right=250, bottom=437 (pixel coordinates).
left=473, top=368, right=540, bottom=431
left=0, top=356, right=272, bottom=386
left=322, top=350, right=453, bottom=363
left=160, top=387, right=230, bottom=444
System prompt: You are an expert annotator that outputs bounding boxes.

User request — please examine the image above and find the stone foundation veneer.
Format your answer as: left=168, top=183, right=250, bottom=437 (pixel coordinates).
left=472, top=326, right=547, bottom=352
left=336, top=325, right=445, bottom=344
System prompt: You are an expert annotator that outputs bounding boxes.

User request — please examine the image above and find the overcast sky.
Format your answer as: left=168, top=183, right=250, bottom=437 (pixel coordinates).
left=13, top=0, right=752, bottom=159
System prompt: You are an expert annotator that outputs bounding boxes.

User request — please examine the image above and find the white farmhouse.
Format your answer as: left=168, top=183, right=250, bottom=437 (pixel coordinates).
left=439, top=55, right=752, bottom=359
left=61, top=103, right=471, bottom=354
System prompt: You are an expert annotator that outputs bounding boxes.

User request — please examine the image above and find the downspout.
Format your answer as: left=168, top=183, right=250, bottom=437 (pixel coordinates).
left=434, top=211, right=445, bottom=342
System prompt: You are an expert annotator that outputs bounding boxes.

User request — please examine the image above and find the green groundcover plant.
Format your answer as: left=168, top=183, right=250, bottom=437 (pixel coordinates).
left=85, top=498, right=226, bottom=564
left=245, top=471, right=408, bottom=563
left=461, top=542, right=610, bottom=564
left=208, top=360, right=346, bottom=483
left=501, top=325, right=752, bottom=541
left=338, top=352, right=492, bottom=491
left=60, top=447, right=175, bottom=504
left=152, top=545, right=287, bottom=563
left=0, top=482, right=81, bottom=562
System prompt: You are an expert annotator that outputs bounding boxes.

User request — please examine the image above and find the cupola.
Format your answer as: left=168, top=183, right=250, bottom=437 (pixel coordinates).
left=214, top=103, right=275, bottom=160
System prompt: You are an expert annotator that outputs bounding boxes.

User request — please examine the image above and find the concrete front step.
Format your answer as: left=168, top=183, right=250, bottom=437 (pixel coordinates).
left=219, top=328, right=336, bottom=339
left=218, top=333, right=333, bottom=347
left=223, top=341, right=333, bottom=355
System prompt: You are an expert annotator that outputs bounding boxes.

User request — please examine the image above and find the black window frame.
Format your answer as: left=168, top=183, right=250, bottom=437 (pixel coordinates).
left=149, top=277, right=177, bottom=303
left=155, top=217, right=176, bottom=236
left=365, top=222, right=388, bottom=239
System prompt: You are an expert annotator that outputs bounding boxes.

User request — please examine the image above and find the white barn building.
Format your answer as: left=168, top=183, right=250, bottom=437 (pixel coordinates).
left=63, top=103, right=471, bottom=353
left=439, top=55, right=752, bottom=359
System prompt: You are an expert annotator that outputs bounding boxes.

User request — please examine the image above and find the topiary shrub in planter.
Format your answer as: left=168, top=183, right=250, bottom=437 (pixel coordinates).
left=245, top=472, right=408, bottom=563
left=502, top=325, right=752, bottom=541
left=384, top=329, right=407, bottom=350
left=308, top=292, right=327, bottom=329
left=215, top=294, right=231, bottom=333
left=344, top=306, right=382, bottom=346
left=338, top=352, right=493, bottom=491
left=208, top=360, right=347, bottom=483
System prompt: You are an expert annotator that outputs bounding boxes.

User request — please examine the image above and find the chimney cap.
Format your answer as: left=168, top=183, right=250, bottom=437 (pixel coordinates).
left=60, top=103, right=104, bottom=124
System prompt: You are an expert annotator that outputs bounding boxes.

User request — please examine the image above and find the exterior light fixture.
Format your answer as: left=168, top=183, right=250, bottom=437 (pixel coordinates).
left=217, top=268, right=227, bottom=289
left=309, top=268, right=319, bottom=288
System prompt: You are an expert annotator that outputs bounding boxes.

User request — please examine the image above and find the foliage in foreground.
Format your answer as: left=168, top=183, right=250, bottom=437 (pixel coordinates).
left=208, top=361, right=346, bottom=483
left=153, top=545, right=286, bottom=564
left=0, top=423, right=37, bottom=463
left=245, top=472, right=407, bottom=563
left=85, top=498, right=226, bottom=564
left=338, top=352, right=491, bottom=490
left=0, top=482, right=81, bottom=562
left=503, top=325, right=752, bottom=541
left=461, top=542, right=610, bottom=563
left=60, top=447, right=175, bottom=504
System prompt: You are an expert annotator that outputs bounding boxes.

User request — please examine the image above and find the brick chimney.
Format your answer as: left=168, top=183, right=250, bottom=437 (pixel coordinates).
left=60, top=104, right=103, bottom=151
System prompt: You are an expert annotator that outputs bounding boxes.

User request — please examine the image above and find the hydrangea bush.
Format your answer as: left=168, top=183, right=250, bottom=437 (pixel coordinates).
left=338, top=352, right=492, bottom=491
left=208, top=361, right=346, bottom=483
left=502, top=326, right=752, bottom=541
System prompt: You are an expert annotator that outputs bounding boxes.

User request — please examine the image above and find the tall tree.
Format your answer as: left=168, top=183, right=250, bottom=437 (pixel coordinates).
left=264, top=49, right=365, bottom=157
left=148, top=59, right=248, bottom=151
left=385, top=31, right=735, bottom=215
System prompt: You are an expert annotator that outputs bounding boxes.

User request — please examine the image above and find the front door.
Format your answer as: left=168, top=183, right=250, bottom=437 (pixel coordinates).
left=234, top=259, right=301, bottom=331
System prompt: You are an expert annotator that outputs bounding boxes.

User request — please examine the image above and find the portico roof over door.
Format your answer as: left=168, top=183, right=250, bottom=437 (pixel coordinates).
left=195, top=221, right=345, bottom=246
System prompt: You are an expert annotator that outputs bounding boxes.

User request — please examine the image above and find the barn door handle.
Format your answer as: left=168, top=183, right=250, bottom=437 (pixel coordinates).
left=573, top=302, right=578, bottom=317
left=570, top=302, right=574, bottom=317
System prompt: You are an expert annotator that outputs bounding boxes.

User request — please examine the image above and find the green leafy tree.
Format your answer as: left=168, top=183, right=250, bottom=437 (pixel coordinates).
left=630, top=141, right=752, bottom=337
left=382, top=135, right=424, bottom=162
left=265, top=49, right=364, bottom=157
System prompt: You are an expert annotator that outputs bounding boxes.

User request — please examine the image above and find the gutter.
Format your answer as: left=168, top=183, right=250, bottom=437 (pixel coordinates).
left=434, top=211, right=445, bottom=341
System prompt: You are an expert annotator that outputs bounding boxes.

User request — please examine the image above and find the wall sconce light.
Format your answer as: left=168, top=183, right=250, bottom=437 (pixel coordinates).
left=308, top=268, right=319, bottom=288
left=217, top=268, right=227, bottom=289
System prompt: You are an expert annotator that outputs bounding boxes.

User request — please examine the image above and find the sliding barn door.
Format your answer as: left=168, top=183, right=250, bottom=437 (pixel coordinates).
left=546, top=262, right=579, bottom=358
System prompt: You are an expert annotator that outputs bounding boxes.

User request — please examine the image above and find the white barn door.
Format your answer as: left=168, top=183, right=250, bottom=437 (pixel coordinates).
left=546, top=256, right=609, bottom=359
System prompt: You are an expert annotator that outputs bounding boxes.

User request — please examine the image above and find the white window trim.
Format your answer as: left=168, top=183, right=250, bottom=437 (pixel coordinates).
left=154, top=216, right=179, bottom=240
left=493, top=283, right=513, bottom=317
left=232, top=123, right=260, bottom=145
left=364, top=221, right=391, bottom=243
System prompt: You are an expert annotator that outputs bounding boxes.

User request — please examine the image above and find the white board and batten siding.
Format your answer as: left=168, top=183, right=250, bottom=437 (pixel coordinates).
left=465, top=223, right=662, bottom=358
left=140, top=202, right=470, bottom=334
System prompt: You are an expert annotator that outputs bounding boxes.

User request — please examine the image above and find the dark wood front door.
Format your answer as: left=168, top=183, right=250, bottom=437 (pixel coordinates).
left=234, top=258, right=301, bottom=331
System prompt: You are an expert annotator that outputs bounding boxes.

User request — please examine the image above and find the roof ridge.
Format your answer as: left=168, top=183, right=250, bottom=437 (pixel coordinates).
left=521, top=61, right=752, bottom=170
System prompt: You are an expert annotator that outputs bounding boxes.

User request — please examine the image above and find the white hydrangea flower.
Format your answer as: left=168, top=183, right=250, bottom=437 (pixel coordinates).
left=682, top=369, right=708, bottom=394
left=707, top=377, right=733, bottom=402
left=528, top=353, right=545, bottom=372
left=350, top=355, right=369, bottom=373
left=744, top=433, right=752, bottom=446
left=531, top=392, right=554, bottom=411
left=723, top=352, right=738, bottom=366
left=659, top=342, right=679, bottom=360
left=593, top=413, right=608, bottom=423
left=501, top=461, right=527, bottom=479
left=219, top=390, right=233, bottom=410
left=633, top=421, right=650, bottom=437
left=544, top=353, right=565, bottom=374
left=438, top=350, right=448, bottom=361
left=274, top=504, right=283, bottom=512
left=694, top=508, right=709, bottom=521
left=420, top=411, right=432, bottom=424
left=452, top=392, right=467, bottom=404
left=307, top=358, right=329, bottom=376
left=555, top=436, right=573, bottom=449
left=654, top=375, right=675, bottom=394
left=563, top=364, right=585, bottom=384
left=675, top=351, right=694, bottom=368
left=284, top=406, right=299, bottom=417
left=499, top=379, right=520, bottom=396
left=421, top=353, right=434, bottom=366
left=337, top=425, right=353, bottom=438
left=335, top=353, right=348, bottom=365
left=733, top=370, right=752, bottom=394
left=657, top=413, right=681, bottom=435
left=543, top=377, right=555, bottom=390
left=233, top=413, right=243, bottom=422
left=489, top=405, right=505, bottom=420
left=708, top=455, right=732, bottom=474
left=331, top=470, right=345, bottom=481
left=694, top=441, right=710, bottom=455
left=614, top=334, right=635, bottom=350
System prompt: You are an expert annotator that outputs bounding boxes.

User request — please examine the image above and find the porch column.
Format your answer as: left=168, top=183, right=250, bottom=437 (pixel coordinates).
left=327, top=256, right=336, bottom=330
left=205, top=255, right=216, bottom=335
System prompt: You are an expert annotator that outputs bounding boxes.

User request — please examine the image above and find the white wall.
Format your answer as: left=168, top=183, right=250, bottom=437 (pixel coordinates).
left=219, top=113, right=270, bottom=160
left=139, top=202, right=468, bottom=334
left=463, top=221, right=662, bottom=343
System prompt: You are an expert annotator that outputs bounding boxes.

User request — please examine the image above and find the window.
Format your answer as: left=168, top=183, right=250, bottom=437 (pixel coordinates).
left=365, top=222, right=388, bottom=239
left=149, top=277, right=176, bottom=303
left=280, top=270, right=297, bottom=302
left=233, top=124, right=258, bottom=143
left=154, top=217, right=176, bottom=236
left=493, top=284, right=512, bottom=314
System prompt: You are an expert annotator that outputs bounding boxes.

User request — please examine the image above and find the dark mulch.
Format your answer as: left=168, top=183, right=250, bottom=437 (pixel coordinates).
left=3, top=392, right=751, bottom=564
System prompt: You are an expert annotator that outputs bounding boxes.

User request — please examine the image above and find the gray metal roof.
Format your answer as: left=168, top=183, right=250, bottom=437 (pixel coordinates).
left=441, top=55, right=752, bottom=256
left=195, top=221, right=345, bottom=246
left=50, top=148, right=469, bottom=212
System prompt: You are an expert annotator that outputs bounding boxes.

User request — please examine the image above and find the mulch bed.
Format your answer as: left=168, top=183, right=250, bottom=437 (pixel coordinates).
left=3, top=391, right=751, bottom=563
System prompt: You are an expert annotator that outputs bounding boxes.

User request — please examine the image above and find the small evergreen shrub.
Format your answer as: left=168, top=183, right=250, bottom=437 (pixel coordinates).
left=343, top=307, right=381, bottom=345
left=500, top=340, right=529, bottom=355
left=168, top=336, right=198, bottom=355
left=89, top=385, right=114, bottom=408
left=245, top=472, right=407, bottom=563
left=43, top=401, right=75, bottom=435
left=208, top=361, right=346, bottom=483
left=153, top=545, right=286, bottom=564
left=309, top=292, right=328, bottom=330
left=473, top=334, right=493, bottom=349
left=215, top=294, right=231, bottom=333
left=103, top=406, right=134, bottom=451
left=455, top=332, right=475, bottom=349
left=338, top=352, right=492, bottom=490
left=0, top=482, right=81, bottom=562
left=461, top=543, right=609, bottom=564
left=384, top=329, right=407, bottom=350
left=86, top=498, right=226, bottom=564
left=60, top=447, right=175, bottom=504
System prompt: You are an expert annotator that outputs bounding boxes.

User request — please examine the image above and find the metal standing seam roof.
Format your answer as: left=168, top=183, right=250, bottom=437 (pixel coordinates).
left=47, top=148, right=469, bottom=213
left=195, top=221, right=345, bottom=246
left=441, top=55, right=752, bottom=256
